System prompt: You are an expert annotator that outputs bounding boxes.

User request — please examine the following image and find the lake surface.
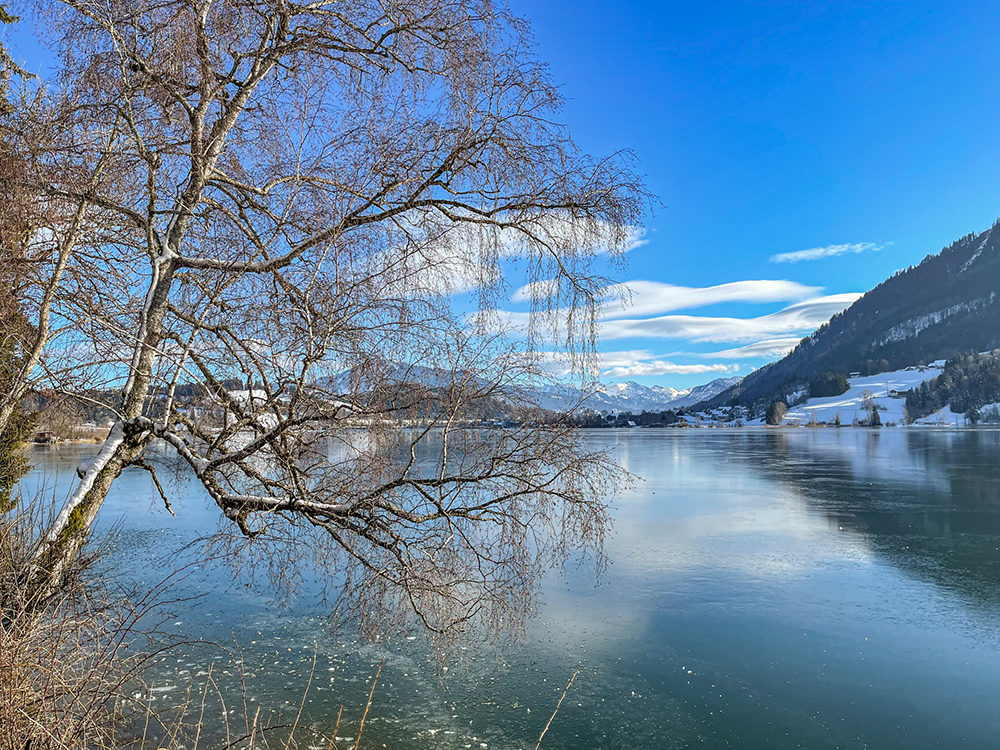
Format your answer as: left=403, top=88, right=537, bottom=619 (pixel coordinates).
left=24, top=428, right=1000, bottom=749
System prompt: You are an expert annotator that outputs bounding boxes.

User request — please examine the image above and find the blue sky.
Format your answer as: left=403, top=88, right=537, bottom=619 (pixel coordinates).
left=497, top=0, right=1000, bottom=387
left=7, top=1, right=1000, bottom=389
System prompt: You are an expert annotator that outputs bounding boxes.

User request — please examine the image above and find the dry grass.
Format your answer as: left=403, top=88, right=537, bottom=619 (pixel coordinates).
left=1, top=495, right=172, bottom=748
left=1, top=496, right=582, bottom=750
left=0, top=497, right=394, bottom=750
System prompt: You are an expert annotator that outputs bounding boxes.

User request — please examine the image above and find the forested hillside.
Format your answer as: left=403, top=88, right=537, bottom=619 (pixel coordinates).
left=702, top=218, right=1000, bottom=413
left=905, top=351, right=1000, bottom=421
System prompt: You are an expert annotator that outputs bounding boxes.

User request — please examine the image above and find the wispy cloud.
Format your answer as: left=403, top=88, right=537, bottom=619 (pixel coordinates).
left=535, top=349, right=654, bottom=377
left=602, top=361, right=740, bottom=378
left=383, top=210, right=648, bottom=297
left=596, top=349, right=740, bottom=377
left=536, top=349, right=738, bottom=378
left=599, top=293, right=862, bottom=342
left=601, top=279, right=820, bottom=317
left=614, top=227, right=650, bottom=255
left=512, top=278, right=821, bottom=314
left=769, top=242, right=886, bottom=264
left=699, top=337, right=804, bottom=359
left=484, top=293, right=861, bottom=344
left=598, top=350, right=660, bottom=368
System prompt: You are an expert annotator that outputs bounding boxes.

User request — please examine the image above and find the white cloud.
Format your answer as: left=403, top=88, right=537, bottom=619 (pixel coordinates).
left=599, top=293, right=862, bottom=342
left=536, top=349, right=661, bottom=376
left=701, top=337, right=805, bottom=359
left=511, top=278, right=820, bottom=312
left=538, top=348, right=740, bottom=379
left=618, top=227, right=650, bottom=254
left=770, top=242, right=885, bottom=264
left=389, top=245, right=498, bottom=297
left=596, top=349, right=660, bottom=368
left=600, top=279, right=821, bottom=318
left=602, top=361, right=740, bottom=378
left=540, top=339, right=805, bottom=379
left=537, top=348, right=740, bottom=375
left=510, top=278, right=559, bottom=303
left=388, top=210, right=648, bottom=298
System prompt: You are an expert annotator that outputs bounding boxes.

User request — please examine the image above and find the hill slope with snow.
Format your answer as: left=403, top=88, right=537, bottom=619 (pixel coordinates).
left=780, top=364, right=944, bottom=426
left=702, top=218, right=1000, bottom=412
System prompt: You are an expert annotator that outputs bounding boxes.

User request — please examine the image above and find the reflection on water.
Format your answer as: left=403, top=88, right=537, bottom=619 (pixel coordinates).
left=23, top=429, right=1000, bottom=749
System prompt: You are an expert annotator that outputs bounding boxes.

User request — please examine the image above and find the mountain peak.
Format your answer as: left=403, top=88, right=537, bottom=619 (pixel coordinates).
left=541, top=376, right=741, bottom=413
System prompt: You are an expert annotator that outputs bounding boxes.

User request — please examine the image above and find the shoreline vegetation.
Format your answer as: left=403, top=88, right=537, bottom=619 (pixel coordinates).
left=30, top=419, right=989, bottom=447
left=26, top=353, right=991, bottom=447
left=4, top=459, right=586, bottom=750
left=29, top=350, right=1000, bottom=444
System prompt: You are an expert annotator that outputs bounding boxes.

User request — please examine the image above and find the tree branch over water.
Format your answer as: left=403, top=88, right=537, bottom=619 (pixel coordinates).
left=4, top=0, right=647, bottom=644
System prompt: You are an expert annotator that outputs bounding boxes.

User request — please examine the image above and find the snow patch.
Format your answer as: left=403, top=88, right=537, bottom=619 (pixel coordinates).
left=874, top=294, right=996, bottom=347
left=782, top=364, right=944, bottom=426
left=959, top=235, right=990, bottom=274
left=911, top=405, right=969, bottom=427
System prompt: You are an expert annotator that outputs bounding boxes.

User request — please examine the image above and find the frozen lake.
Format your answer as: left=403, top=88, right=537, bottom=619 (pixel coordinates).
left=25, top=428, right=1000, bottom=748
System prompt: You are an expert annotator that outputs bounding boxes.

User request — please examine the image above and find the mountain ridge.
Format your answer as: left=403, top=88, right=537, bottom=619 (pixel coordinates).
left=699, top=218, right=1000, bottom=412
left=536, top=376, right=742, bottom=413
left=321, top=363, right=740, bottom=415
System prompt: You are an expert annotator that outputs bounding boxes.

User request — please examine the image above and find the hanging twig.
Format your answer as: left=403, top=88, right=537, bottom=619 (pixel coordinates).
left=353, top=658, right=384, bottom=750
left=535, top=670, right=580, bottom=750
left=325, top=705, right=343, bottom=750
left=132, top=460, right=175, bottom=516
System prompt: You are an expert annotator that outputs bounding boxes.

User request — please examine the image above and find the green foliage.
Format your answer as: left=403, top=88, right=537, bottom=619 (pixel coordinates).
left=809, top=372, right=849, bottom=398
left=0, top=301, right=34, bottom=510
left=904, top=350, right=1000, bottom=422
left=0, top=308, right=34, bottom=511
left=859, top=359, right=891, bottom=377
left=0, top=410, right=34, bottom=513
left=0, top=18, right=34, bottom=512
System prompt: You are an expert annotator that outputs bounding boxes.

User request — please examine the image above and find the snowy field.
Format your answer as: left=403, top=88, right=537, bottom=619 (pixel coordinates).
left=665, top=361, right=985, bottom=428
left=781, top=362, right=946, bottom=426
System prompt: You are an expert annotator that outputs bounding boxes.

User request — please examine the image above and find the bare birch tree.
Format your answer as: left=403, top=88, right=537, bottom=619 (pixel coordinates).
left=5, top=0, right=646, bottom=640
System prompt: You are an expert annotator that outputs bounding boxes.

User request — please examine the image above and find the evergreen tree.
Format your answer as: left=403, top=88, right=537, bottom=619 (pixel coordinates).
left=0, top=13, right=36, bottom=512
left=766, top=401, right=788, bottom=425
left=0, top=389, right=34, bottom=513
left=904, top=350, right=1000, bottom=422
left=0, top=166, right=35, bottom=511
left=810, top=372, right=849, bottom=397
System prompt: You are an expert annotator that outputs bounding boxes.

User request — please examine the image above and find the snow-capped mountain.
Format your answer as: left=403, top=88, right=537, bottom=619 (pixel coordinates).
left=320, top=362, right=742, bottom=415
left=535, top=376, right=742, bottom=413
left=602, top=381, right=685, bottom=404
left=676, top=377, right=744, bottom=408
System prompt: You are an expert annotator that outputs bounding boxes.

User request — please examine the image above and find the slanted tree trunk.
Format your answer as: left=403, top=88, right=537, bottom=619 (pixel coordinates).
left=10, top=0, right=648, bottom=641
